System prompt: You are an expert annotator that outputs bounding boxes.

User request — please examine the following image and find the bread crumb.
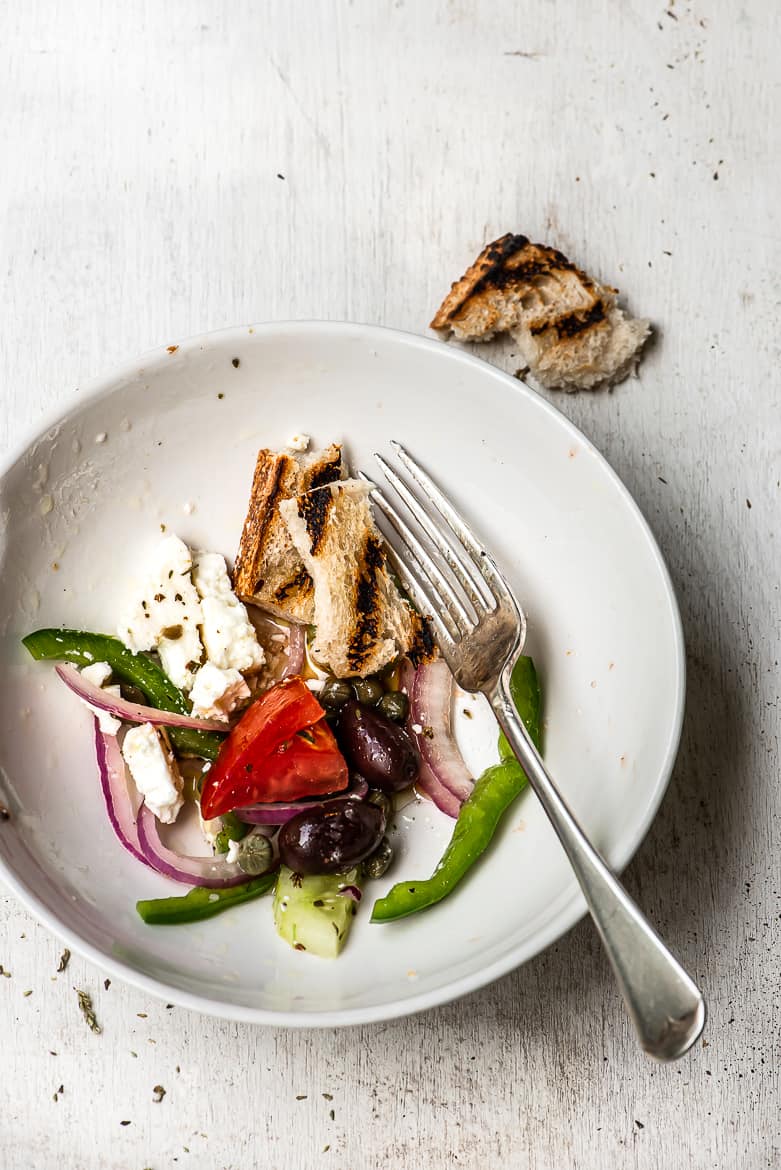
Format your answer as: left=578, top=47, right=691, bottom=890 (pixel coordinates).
left=287, top=433, right=310, bottom=452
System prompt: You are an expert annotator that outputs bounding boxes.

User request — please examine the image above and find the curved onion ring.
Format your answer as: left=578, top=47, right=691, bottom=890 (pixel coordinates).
left=410, top=659, right=474, bottom=803
left=94, top=721, right=153, bottom=868
left=59, top=663, right=226, bottom=732
left=136, top=804, right=263, bottom=887
left=398, top=659, right=470, bottom=819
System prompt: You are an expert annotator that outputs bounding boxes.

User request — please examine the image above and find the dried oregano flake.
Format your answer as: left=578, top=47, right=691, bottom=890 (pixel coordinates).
left=75, top=988, right=101, bottom=1033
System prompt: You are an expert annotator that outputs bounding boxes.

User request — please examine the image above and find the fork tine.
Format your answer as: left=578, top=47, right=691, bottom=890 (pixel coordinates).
left=374, top=453, right=496, bottom=612
left=381, top=537, right=459, bottom=650
left=389, top=440, right=514, bottom=607
left=359, top=473, right=473, bottom=634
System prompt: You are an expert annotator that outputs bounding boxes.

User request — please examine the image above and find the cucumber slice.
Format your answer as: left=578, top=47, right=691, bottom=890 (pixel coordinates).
left=273, top=866, right=361, bottom=958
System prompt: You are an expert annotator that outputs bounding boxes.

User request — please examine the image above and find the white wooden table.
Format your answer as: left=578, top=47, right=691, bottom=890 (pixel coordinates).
left=2, top=3, right=778, bottom=1167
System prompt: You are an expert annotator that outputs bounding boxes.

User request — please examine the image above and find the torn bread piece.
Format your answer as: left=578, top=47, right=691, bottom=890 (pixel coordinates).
left=280, top=480, right=432, bottom=678
left=430, top=232, right=650, bottom=391
left=232, top=443, right=345, bottom=623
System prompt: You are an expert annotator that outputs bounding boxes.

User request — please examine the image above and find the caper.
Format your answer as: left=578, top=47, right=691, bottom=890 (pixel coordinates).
left=236, top=833, right=274, bottom=876
left=377, top=690, right=409, bottom=724
left=363, top=836, right=394, bottom=879
left=320, top=678, right=354, bottom=711
left=366, top=790, right=392, bottom=820
left=352, top=678, right=384, bottom=706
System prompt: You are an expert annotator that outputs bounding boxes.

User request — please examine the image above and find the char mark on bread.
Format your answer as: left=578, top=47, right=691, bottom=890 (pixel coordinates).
left=430, top=232, right=650, bottom=391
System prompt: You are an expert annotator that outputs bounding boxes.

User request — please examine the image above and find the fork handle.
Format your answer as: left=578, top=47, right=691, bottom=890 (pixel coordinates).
left=490, top=684, right=706, bottom=1061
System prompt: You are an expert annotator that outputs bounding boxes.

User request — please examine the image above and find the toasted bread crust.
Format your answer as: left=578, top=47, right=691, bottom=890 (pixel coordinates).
left=406, top=612, right=436, bottom=667
left=232, top=445, right=343, bottom=621
left=347, top=532, right=386, bottom=673
left=430, top=232, right=603, bottom=335
left=430, top=232, right=649, bottom=390
left=232, top=449, right=296, bottom=596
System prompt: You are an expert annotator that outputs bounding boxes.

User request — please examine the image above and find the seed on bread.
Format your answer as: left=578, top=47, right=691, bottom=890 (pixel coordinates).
left=430, top=233, right=650, bottom=391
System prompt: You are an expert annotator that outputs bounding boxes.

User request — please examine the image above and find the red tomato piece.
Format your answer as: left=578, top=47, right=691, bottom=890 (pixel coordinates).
left=218, top=720, right=349, bottom=811
left=199, top=677, right=348, bottom=818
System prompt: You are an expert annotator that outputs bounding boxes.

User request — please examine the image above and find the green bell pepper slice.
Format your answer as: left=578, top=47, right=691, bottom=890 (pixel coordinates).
left=371, top=655, right=541, bottom=923
left=22, top=628, right=224, bottom=760
left=214, top=810, right=250, bottom=854
left=136, top=872, right=277, bottom=925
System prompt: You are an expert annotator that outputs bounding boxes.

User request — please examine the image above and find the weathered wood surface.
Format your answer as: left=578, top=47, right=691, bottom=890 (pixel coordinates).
left=1, top=2, right=778, bottom=1167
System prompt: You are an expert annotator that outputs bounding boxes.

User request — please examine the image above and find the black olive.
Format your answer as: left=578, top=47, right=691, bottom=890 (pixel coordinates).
left=277, top=798, right=385, bottom=874
left=337, top=701, right=420, bottom=793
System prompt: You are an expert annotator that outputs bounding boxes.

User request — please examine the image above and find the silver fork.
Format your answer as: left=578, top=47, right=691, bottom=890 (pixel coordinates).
left=366, top=440, right=706, bottom=1062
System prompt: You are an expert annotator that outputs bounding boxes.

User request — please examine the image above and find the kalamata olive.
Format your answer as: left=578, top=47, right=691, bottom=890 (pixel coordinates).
left=377, top=690, right=409, bottom=724
left=337, top=701, right=420, bottom=793
left=363, top=836, right=394, bottom=879
left=320, top=678, right=354, bottom=711
left=352, top=677, right=384, bottom=707
left=277, top=798, right=385, bottom=874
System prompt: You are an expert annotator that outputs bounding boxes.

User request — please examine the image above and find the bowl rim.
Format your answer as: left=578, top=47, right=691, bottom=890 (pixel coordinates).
left=0, top=319, right=686, bottom=1027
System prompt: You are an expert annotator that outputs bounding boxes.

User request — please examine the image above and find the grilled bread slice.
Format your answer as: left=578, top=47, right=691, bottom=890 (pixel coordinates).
left=232, top=443, right=344, bottom=623
left=431, top=233, right=650, bottom=391
left=280, top=480, right=432, bottom=678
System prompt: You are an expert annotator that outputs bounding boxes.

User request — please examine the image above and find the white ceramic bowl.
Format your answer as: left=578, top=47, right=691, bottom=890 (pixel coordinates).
left=0, top=322, right=684, bottom=1026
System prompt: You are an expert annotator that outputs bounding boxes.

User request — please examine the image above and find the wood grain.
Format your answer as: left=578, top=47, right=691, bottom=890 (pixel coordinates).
left=1, top=1, right=779, bottom=1167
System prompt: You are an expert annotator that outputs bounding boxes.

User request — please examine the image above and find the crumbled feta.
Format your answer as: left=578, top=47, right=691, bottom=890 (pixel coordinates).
left=121, top=723, right=184, bottom=824
left=118, top=535, right=204, bottom=691
left=191, top=552, right=264, bottom=674
left=287, top=433, right=310, bottom=452
left=226, top=838, right=242, bottom=865
left=189, top=662, right=250, bottom=722
left=80, top=661, right=122, bottom=735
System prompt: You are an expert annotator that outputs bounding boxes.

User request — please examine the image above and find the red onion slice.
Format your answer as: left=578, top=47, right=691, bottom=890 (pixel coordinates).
left=337, top=884, right=362, bottom=902
left=281, top=623, right=306, bottom=679
left=414, top=758, right=463, bottom=819
left=234, top=776, right=369, bottom=825
left=410, top=659, right=474, bottom=803
left=136, top=804, right=262, bottom=887
left=58, top=663, right=226, bottom=732
left=94, top=721, right=154, bottom=868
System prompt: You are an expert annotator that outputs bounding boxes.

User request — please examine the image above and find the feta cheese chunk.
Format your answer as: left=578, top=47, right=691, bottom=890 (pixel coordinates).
left=191, top=552, right=264, bottom=674
left=226, top=837, right=242, bottom=865
left=80, top=661, right=122, bottom=735
left=121, top=723, right=184, bottom=824
left=118, top=535, right=204, bottom=691
left=189, top=661, right=250, bottom=722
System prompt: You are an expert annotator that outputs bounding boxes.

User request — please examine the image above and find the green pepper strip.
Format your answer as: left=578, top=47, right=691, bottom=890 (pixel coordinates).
left=22, top=628, right=224, bottom=760
left=371, top=656, right=541, bottom=923
left=136, top=873, right=277, bottom=925
left=214, top=810, right=250, bottom=854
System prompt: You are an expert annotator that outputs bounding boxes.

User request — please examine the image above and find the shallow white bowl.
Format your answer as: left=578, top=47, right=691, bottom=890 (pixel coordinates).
left=0, top=322, right=684, bottom=1026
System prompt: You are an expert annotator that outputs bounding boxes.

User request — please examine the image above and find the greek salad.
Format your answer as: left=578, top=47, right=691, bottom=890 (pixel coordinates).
left=22, top=444, right=541, bottom=959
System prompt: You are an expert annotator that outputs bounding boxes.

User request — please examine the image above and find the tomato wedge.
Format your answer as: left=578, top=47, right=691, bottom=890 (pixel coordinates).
left=199, top=677, right=348, bottom=818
